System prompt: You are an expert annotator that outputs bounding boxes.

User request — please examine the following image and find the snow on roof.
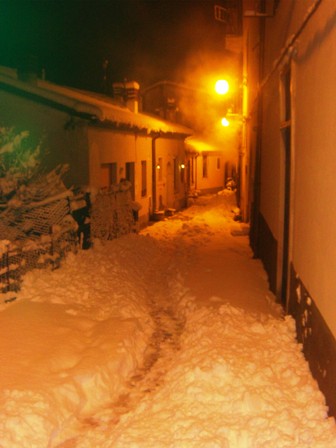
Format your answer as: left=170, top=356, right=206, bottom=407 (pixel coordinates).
left=0, top=66, right=193, bottom=137
left=185, top=135, right=223, bottom=154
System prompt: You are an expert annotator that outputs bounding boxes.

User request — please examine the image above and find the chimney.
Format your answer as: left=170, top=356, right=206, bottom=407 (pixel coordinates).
left=113, top=81, right=140, bottom=113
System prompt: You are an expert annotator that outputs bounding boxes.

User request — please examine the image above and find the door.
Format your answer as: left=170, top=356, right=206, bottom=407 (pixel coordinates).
left=166, top=161, right=174, bottom=208
left=125, top=162, right=135, bottom=200
left=281, top=125, right=291, bottom=306
left=280, top=67, right=292, bottom=307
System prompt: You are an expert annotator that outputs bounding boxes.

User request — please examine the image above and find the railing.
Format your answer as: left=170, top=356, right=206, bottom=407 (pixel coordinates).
left=0, top=186, right=137, bottom=302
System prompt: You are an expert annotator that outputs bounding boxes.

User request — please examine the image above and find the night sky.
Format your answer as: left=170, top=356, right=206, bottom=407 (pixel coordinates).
left=0, top=0, right=235, bottom=92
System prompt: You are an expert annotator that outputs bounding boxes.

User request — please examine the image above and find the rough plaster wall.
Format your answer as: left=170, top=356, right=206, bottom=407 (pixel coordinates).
left=257, top=1, right=336, bottom=338
left=196, top=154, right=225, bottom=192
left=155, top=137, right=186, bottom=209
left=291, top=0, right=336, bottom=337
left=0, top=90, right=90, bottom=187
left=257, top=0, right=299, bottom=242
left=88, top=128, right=152, bottom=221
left=258, top=2, right=335, bottom=243
left=259, top=76, right=282, bottom=240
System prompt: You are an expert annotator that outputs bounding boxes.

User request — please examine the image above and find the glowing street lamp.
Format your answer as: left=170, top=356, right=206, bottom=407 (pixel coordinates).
left=221, top=117, right=230, bottom=127
left=215, top=79, right=229, bottom=95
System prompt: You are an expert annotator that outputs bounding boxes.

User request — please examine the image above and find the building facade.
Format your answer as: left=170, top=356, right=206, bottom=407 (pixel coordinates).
left=0, top=68, right=192, bottom=227
left=142, top=80, right=237, bottom=196
left=243, top=0, right=336, bottom=416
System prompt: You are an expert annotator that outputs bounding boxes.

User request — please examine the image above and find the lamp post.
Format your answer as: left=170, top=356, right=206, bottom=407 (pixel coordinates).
left=214, top=77, right=248, bottom=221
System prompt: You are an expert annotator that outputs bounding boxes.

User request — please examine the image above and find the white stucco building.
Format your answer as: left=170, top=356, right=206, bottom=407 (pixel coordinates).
left=0, top=67, right=192, bottom=227
left=242, top=0, right=336, bottom=417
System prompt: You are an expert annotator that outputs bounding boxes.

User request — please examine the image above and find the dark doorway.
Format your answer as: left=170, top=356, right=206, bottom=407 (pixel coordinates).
left=280, top=67, right=292, bottom=307
left=281, top=126, right=291, bottom=306
left=126, top=162, right=135, bottom=200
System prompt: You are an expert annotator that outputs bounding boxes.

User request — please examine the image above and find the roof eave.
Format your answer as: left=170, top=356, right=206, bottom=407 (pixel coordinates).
left=89, top=119, right=192, bottom=139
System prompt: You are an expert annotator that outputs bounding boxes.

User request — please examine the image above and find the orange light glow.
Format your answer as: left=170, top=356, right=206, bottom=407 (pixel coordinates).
left=215, top=80, right=229, bottom=95
left=221, top=117, right=230, bottom=127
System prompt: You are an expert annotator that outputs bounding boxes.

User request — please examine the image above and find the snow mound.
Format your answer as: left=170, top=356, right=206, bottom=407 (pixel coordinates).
left=0, top=192, right=335, bottom=447
left=98, top=305, right=336, bottom=448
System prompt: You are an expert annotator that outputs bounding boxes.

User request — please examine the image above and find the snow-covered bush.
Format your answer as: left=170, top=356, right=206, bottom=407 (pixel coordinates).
left=0, top=130, right=85, bottom=293
left=0, top=127, right=41, bottom=202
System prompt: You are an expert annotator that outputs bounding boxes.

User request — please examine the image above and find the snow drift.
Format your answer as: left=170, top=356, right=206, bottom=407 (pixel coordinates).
left=0, top=191, right=335, bottom=447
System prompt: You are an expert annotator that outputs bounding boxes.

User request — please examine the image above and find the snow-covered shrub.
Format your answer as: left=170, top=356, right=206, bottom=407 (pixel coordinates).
left=0, top=127, right=42, bottom=202
left=0, top=128, right=77, bottom=294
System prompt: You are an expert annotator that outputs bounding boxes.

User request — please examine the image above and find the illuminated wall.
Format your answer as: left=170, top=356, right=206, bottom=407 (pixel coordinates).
left=155, top=137, right=188, bottom=211
left=290, top=0, right=336, bottom=337
left=88, top=128, right=152, bottom=224
left=88, top=128, right=189, bottom=223
left=258, top=0, right=336, bottom=336
left=245, top=0, right=336, bottom=416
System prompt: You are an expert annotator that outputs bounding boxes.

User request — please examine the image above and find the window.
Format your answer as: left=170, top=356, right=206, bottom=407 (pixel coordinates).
left=180, top=164, right=185, bottom=183
left=202, top=155, right=208, bottom=178
left=141, top=160, right=147, bottom=197
left=190, top=157, right=195, bottom=184
left=125, top=162, right=135, bottom=200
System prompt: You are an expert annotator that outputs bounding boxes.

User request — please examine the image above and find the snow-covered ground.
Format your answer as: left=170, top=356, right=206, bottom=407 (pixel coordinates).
left=0, top=191, right=335, bottom=448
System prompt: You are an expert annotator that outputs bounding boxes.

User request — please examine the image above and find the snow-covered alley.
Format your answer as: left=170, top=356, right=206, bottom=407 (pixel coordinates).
left=1, top=191, right=336, bottom=448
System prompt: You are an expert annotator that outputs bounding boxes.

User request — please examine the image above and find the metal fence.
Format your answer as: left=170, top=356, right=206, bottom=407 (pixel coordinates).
left=0, top=186, right=136, bottom=301
left=91, top=187, right=137, bottom=240
left=0, top=229, right=78, bottom=300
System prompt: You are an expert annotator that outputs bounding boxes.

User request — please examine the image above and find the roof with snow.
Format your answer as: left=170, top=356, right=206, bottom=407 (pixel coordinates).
left=0, top=66, right=193, bottom=137
left=185, top=136, right=224, bottom=155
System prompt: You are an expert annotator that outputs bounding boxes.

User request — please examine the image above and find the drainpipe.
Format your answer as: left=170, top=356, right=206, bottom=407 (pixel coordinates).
left=151, top=134, right=160, bottom=215
left=258, top=0, right=322, bottom=91
left=195, top=153, right=199, bottom=191
left=250, top=8, right=265, bottom=258
left=239, top=64, right=248, bottom=221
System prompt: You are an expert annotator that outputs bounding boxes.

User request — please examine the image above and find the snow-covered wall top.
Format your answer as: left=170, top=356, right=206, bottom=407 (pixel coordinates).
left=0, top=66, right=193, bottom=137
